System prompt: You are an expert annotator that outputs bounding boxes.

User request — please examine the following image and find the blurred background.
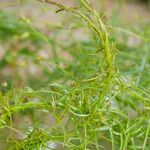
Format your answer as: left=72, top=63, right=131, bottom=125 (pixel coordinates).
left=0, top=0, right=149, bottom=88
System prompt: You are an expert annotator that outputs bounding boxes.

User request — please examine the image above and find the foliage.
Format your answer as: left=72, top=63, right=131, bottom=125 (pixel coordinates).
left=0, top=0, right=150, bottom=149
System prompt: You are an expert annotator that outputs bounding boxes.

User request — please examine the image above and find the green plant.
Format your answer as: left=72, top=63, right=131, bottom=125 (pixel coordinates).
left=0, top=0, right=150, bottom=149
